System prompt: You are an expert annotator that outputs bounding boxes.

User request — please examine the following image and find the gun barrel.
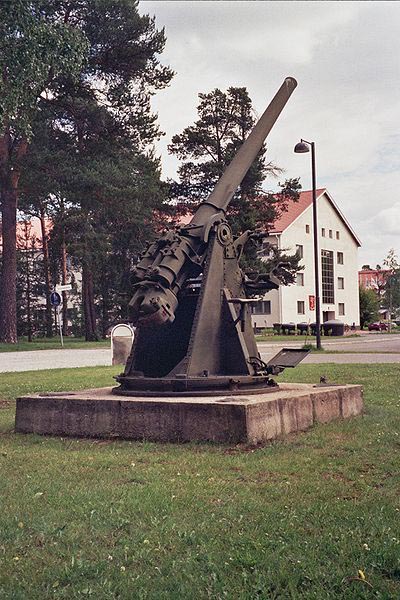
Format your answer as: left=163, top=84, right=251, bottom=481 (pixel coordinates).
left=190, top=77, right=297, bottom=225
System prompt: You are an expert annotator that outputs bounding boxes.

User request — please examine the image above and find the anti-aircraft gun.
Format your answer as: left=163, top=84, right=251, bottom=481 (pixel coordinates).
left=113, top=77, right=308, bottom=396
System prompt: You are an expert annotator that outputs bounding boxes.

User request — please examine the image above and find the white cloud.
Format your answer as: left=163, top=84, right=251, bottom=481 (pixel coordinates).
left=140, top=0, right=400, bottom=267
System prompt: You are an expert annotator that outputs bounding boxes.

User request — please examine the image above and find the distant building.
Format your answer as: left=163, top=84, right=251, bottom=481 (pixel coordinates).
left=251, top=188, right=361, bottom=330
left=0, top=217, right=50, bottom=251
left=1, top=216, right=80, bottom=321
left=359, top=267, right=392, bottom=321
left=358, top=267, right=390, bottom=298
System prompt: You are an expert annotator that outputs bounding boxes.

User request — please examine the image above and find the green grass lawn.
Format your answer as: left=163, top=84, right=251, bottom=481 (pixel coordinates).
left=0, top=337, right=110, bottom=353
left=0, top=364, right=399, bottom=599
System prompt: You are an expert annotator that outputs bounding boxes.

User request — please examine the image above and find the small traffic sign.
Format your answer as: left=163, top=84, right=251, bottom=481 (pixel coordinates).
left=56, top=284, right=72, bottom=292
left=50, top=291, right=62, bottom=307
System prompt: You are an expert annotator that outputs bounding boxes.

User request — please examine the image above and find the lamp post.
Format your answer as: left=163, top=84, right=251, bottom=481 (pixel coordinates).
left=294, top=139, right=322, bottom=349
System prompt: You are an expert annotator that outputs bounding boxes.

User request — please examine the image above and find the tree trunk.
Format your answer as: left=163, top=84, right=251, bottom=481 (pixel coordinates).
left=101, top=286, right=108, bottom=339
left=26, top=248, right=32, bottom=342
left=0, top=133, right=28, bottom=343
left=0, top=187, right=18, bottom=343
left=61, top=234, right=68, bottom=336
left=82, top=262, right=98, bottom=341
left=39, top=204, right=53, bottom=337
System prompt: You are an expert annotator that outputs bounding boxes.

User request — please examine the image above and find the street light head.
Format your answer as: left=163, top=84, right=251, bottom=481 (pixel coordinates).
left=294, top=141, right=310, bottom=153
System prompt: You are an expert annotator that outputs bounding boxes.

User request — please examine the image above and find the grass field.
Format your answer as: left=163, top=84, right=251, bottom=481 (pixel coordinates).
left=0, top=364, right=399, bottom=599
left=0, top=337, right=110, bottom=353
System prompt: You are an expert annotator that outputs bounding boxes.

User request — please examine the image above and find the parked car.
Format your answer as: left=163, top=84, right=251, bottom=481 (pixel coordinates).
left=368, top=322, right=388, bottom=331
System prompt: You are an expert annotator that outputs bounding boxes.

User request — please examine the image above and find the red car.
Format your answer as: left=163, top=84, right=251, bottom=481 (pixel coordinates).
left=368, top=322, right=388, bottom=331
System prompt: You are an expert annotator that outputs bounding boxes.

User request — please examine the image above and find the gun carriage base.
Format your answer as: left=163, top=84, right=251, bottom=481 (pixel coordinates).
left=113, top=221, right=309, bottom=397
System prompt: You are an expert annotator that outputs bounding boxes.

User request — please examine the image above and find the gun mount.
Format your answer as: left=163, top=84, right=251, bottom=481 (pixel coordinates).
left=113, top=77, right=309, bottom=396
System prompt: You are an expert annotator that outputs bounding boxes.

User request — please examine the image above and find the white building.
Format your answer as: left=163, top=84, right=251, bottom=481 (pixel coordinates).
left=251, top=188, right=361, bottom=330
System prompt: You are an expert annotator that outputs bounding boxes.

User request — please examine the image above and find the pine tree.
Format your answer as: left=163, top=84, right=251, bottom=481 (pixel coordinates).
left=0, top=0, right=87, bottom=342
left=1, top=0, right=173, bottom=342
left=14, top=0, right=172, bottom=339
left=359, top=286, right=379, bottom=329
left=383, top=249, right=400, bottom=325
left=168, top=86, right=302, bottom=278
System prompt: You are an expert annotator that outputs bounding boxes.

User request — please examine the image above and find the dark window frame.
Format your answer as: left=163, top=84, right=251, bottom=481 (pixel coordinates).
left=250, top=300, right=271, bottom=315
left=297, top=300, right=305, bottom=315
left=321, top=249, right=335, bottom=304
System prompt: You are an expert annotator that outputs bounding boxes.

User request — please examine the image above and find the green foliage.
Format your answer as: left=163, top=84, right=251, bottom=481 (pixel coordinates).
left=14, top=0, right=174, bottom=338
left=168, top=87, right=300, bottom=230
left=168, top=86, right=302, bottom=281
left=0, top=364, right=400, bottom=598
left=15, top=220, right=48, bottom=338
left=169, top=87, right=268, bottom=201
left=359, top=286, right=379, bottom=328
left=0, top=0, right=88, bottom=138
left=383, top=249, right=400, bottom=316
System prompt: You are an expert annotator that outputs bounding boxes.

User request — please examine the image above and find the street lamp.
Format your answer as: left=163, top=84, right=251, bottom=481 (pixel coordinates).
left=294, top=139, right=322, bottom=349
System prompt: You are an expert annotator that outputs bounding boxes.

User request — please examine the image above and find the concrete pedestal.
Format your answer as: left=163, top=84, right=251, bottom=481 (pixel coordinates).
left=15, top=383, right=363, bottom=444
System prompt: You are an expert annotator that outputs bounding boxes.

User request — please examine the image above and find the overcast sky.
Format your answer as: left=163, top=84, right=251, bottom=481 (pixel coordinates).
left=139, top=1, right=400, bottom=267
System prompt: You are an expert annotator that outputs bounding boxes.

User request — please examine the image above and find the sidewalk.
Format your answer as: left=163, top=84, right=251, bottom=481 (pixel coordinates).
left=260, top=350, right=400, bottom=364
left=0, top=348, right=111, bottom=373
left=1, top=345, right=400, bottom=373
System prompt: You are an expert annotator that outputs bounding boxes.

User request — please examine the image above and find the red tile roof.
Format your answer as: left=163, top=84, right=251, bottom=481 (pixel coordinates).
left=269, top=188, right=326, bottom=233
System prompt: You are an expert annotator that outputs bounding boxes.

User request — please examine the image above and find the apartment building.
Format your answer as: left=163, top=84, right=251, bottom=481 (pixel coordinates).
left=251, top=188, right=361, bottom=329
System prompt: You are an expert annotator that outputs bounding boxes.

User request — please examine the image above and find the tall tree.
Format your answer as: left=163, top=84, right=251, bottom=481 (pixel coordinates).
left=0, top=1, right=88, bottom=342
left=168, top=86, right=301, bottom=276
left=359, top=286, right=379, bottom=329
left=383, top=249, right=400, bottom=324
left=12, top=0, right=173, bottom=342
left=16, top=219, right=48, bottom=339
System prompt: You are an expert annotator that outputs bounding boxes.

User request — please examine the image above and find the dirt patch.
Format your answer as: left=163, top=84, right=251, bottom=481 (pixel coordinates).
left=321, top=471, right=355, bottom=484
left=328, top=432, right=353, bottom=443
left=0, top=400, right=11, bottom=409
left=223, top=443, right=265, bottom=455
left=255, top=470, right=282, bottom=483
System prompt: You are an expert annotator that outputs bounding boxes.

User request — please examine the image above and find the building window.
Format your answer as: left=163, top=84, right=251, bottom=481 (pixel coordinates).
left=322, top=228, right=326, bottom=237
left=306, top=224, right=310, bottom=234
left=336, top=231, right=340, bottom=240
left=337, top=251, right=344, bottom=265
left=321, top=249, right=335, bottom=303
left=338, top=303, right=345, bottom=316
left=250, top=300, right=271, bottom=315
left=338, top=277, right=344, bottom=289
left=329, top=230, right=333, bottom=238
left=297, top=300, right=305, bottom=315
left=295, top=244, right=303, bottom=259
left=296, top=272, right=304, bottom=286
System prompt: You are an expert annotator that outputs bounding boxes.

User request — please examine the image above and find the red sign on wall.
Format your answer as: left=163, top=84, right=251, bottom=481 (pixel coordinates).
left=309, top=295, right=315, bottom=310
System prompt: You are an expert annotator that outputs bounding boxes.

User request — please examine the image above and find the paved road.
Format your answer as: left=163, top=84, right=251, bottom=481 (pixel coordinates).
left=260, top=350, right=400, bottom=364
left=259, top=333, right=400, bottom=364
left=0, top=348, right=111, bottom=373
left=1, top=334, right=400, bottom=372
left=258, top=333, right=400, bottom=353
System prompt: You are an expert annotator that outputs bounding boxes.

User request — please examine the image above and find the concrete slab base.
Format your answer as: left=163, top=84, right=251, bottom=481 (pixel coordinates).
left=15, top=383, right=363, bottom=444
